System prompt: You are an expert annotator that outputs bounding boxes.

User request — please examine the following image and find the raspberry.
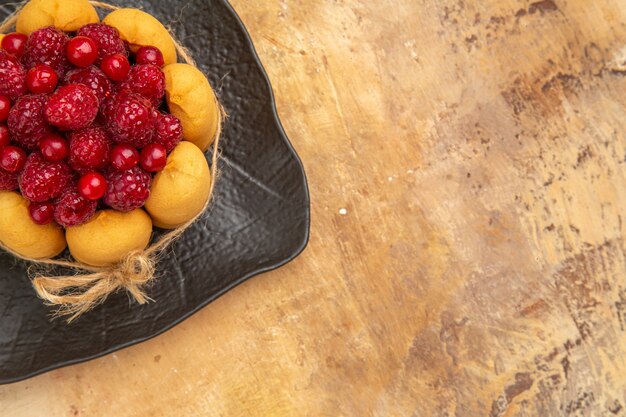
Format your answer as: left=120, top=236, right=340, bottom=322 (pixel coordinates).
left=54, top=189, right=97, bottom=227
left=77, top=23, right=127, bottom=63
left=45, top=84, right=99, bottom=130
left=69, top=126, right=112, bottom=173
left=0, top=51, right=27, bottom=100
left=103, top=166, right=151, bottom=212
left=22, top=27, right=70, bottom=77
left=64, top=66, right=112, bottom=104
left=154, top=113, right=183, bottom=153
left=7, top=94, right=52, bottom=151
left=19, top=153, right=72, bottom=202
left=117, top=64, right=165, bottom=107
left=105, top=91, right=156, bottom=148
left=0, top=170, right=18, bottom=190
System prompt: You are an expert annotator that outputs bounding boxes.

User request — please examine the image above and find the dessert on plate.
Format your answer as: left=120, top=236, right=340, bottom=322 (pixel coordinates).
left=0, top=0, right=222, bottom=314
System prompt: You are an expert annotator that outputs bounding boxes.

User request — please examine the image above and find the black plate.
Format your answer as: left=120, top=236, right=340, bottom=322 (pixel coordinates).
left=0, top=0, right=310, bottom=384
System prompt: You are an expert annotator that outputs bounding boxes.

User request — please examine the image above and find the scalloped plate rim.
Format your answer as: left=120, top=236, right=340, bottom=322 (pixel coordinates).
left=0, top=0, right=311, bottom=385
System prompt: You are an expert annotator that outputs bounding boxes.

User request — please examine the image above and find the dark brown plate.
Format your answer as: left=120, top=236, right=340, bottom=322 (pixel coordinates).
left=0, top=0, right=310, bottom=384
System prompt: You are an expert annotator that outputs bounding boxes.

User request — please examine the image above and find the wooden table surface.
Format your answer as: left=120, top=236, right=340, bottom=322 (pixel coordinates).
left=3, top=0, right=626, bottom=415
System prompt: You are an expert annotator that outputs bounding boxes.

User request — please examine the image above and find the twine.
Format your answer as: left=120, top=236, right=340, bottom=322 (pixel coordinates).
left=0, top=1, right=225, bottom=322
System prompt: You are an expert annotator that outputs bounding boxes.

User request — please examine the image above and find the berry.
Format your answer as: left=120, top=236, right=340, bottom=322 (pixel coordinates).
left=103, top=166, right=151, bottom=212
left=78, top=172, right=107, bottom=200
left=105, top=91, right=156, bottom=148
left=7, top=94, right=52, bottom=151
left=100, top=53, right=130, bottom=81
left=0, top=170, right=18, bottom=190
left=39, top=133, right=69, bottom=162
left=0, top=146, right=27, bottom=173
left=19, top=153, right=72, bottom=202
left=53, top=189, right=97, bottom=227
left=66, top=36, right=99, bottom=67
left=111, top=144, right=139, bottom=171
left=0, top=95, right=10, bottom=122
left=68, top=126, right=112, bottom=173
left=28, top=201, right=54, bottom=225
left=135, top=46, right=164, bottom=67
left=44, top=84, right=99, bottom=130
left=1, top=33, right=28, bottom=57
left=139, top=144, right=167, bottom=172
left=117, top=64, right=165, bottom=107
left=0, top=124, right=9, bottom=147
left=22, top=27, right=70, bottom=77
left=77, top=23, right=127, bottom=63
left=26, top=64, right=58, bottom=94
left=64, top=66, right=112, bottom=104
left=0, top=51, right=27, bottom=100
left=154, top=113, right=183, bottom=153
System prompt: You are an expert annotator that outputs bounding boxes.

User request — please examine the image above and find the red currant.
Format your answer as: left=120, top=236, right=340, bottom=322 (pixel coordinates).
left=1, top=33, right=27, bottom=57
left=0, top=145, right=26, bottom=173
left=66, top=36, right=99, bottom=67
left=111, top=143, right=139, bottom=170
left=135, top=46, right=164, bottom=67
left=0, top=124, right=9, bottom=147
left=78, top=172, right=107, bottom=200
left=28, top=202, right=55, bottom=225
left=139, top=143, right=167, bottom=172
left=26, top=64, right=59, bottom=94
left=39, top=134, right=69, bottom=162
left=100, top=54, right=131, bottom=81
left=0, top=95, right=10, bottom=122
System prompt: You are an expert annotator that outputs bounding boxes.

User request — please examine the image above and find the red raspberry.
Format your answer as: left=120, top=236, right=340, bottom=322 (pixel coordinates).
left=117, top=64, right=165, bottom=107
left=45, top=84, right=99, bottom=130
left=64, top=66, right=112, bottom=104
left=19, top=153, right=72, bottom=202
left=7, top=94, right=52, bottom=151
left=22, top=27, right=70, bottom=77
left=0, top=51, right=27, bottom=100
left=69, top=126, right=112, bottom=173
left=105, top=91, right=156, bottom=148
left=53, top=189, right=97, bottom=227
left=154, top=113, right=183, bottom=153
left=103, top=166, right=151, bottom=212
left=0, top=170, right=18, bottom=190
left=77, top=23, right=127, bottom=63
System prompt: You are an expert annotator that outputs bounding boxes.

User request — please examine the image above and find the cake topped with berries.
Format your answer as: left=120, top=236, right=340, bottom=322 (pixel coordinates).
left=0, top=0, right=220, bottom=267
left=0, top=24, right=180, bottom=228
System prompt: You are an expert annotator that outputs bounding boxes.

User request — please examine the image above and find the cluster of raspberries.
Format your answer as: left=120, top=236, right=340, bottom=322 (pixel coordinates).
left=0, top=24, right=184, bottom=227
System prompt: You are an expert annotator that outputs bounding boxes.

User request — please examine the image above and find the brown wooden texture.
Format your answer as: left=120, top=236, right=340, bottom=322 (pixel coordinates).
left=2, top=0, right=626, bottom=415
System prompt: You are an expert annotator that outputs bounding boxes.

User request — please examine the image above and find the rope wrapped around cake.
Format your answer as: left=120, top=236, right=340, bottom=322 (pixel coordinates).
left=0, top=0, right=225, bottom=321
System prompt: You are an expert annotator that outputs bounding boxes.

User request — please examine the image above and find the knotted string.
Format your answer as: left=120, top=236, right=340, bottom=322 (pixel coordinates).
left=0, top=1, right=225, bottom=322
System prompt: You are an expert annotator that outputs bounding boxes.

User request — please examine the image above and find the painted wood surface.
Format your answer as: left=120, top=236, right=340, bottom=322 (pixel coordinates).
left=2, top=0, right=626, bottom=415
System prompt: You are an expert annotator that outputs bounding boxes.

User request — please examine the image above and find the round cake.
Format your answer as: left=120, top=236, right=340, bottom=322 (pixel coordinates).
left=0, top=0, right=220, bottom=266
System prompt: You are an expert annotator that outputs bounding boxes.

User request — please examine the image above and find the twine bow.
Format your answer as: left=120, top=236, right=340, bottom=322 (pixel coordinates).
left=0, top=1, right=225, bottom=322
left=32, top=250, right=155, bottom=321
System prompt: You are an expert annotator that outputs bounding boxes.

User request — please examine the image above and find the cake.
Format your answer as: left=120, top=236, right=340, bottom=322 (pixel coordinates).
left=0, top=0, right=220, bottom=267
